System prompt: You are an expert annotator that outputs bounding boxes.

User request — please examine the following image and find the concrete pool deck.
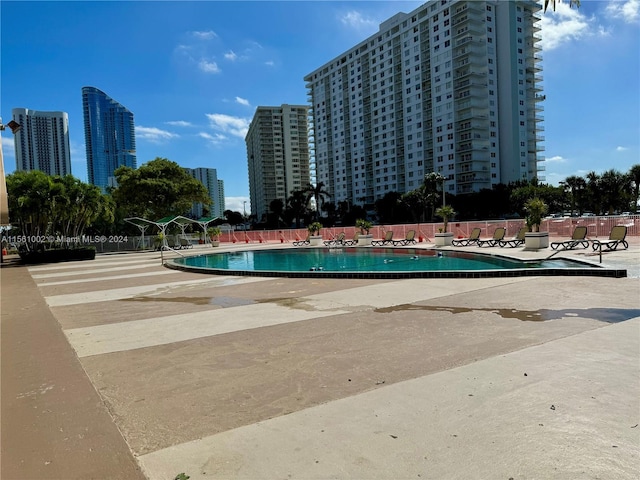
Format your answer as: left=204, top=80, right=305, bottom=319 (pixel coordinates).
left=1, top=239, right=639, bottom=479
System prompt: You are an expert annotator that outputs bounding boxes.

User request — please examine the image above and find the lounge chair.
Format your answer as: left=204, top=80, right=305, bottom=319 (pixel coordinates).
left=477, top=227, right=506, bottom=247
left=293, top=234, right=310, bottom=246
left=499, top=227, right=528, bottom=248
left=550, top=226, right=589, bottom=250
left=166, top=236, right=181, bottom=250
left=451, top=227, right=482, bottom=247
left=392, top=230, right=417, bottom=246
left=324, top=232, right=346, bottom=247
left=342, top=232, right=359, bottom=246
left=179, top=237, right=193, bottom=249
left=371, top=230, right=394, bottom=246
left=591, top=225, right=628, bottom=251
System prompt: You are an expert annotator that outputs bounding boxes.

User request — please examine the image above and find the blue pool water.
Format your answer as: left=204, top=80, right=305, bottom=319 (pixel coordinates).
left=168, top=248, right=622, bottom=279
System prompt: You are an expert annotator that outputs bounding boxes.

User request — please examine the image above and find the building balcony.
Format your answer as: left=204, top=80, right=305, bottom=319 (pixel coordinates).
left=453, top=44, right=485, bottom=60
left=453, top=21, right=485, bottom=38
left=454, top=68, right=486, bottom=80
left=455, top=97, right=489, bottom=110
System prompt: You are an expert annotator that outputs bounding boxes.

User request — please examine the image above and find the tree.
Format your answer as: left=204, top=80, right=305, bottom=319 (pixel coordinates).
left=305, top=182, right=331, bottom=220
left=287, top=189, right=309, bottom=228
left=6, top=171, right=110, bottom=250
left=223, top=210, right=244, bottom=226
left=585, top=171, right=603, bottom=214
left=374, top=191, right=408, bottom=224
left=400, top=189, right=428, bottom=223
left=112, top=158, right=210, bottom=219
left=600, top=169, right=630, bottom=215
left=629, top=164, right=640, bottom=213
left=268, top=198, right=285, bottom=228
left=435, top=205, right=456, bottom=233
left=543, top=0, right=580, bottom=12
left=561, top=175, right=587, bottom=215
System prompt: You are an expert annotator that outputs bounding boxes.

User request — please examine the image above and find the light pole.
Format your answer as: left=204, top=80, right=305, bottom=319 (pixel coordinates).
left=442, top=177, right=446, bottom=208
left=243, top=201, right=247, bottom=219
left=0, top=118, right=21, bottom=263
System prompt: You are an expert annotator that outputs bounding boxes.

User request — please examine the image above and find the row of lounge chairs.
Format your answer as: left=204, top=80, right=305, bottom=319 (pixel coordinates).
left=295, top=230, right=419, bottom=248
left=154, top=236, right=194, bottom=250
left=371, top=230, right=417, bottom=246
left=451, top=225, right=628, bottom=251
left=452, top=227, right=525, bottom=248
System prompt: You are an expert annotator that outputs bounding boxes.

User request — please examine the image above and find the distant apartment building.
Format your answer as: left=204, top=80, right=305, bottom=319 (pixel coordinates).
left=12, top=108, right=72, bottom=176
left=245, top=105, right=311, bottom=222
left=184, top=167, right=225, bottom=219
left=82, top=86, right=136, bottom=192
left=304, top=0, right=544, bottom=207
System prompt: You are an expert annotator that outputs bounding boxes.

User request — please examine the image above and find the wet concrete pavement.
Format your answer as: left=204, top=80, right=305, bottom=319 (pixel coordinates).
left=1, top=239, right=639, bottom=479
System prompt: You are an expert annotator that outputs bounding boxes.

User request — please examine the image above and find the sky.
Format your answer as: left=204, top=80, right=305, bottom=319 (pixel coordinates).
left=1, top=0, right=638, bottom=213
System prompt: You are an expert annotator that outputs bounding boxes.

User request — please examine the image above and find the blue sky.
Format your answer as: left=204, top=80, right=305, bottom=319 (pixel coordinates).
left=1, top=0, right=638, bottom=213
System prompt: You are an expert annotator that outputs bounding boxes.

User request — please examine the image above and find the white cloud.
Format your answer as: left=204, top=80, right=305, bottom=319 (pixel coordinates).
left=192, top=30, right=217, bottom=40
left=265, top=60, right=275, bottom=67
left=198, top=131, right=227, bottom=145
left=165, top=120, right=193, bottom=127
left=205, top=113, right=250, bottom=139
left=136, top=126, right=179, bottom=143
left=1, top=137, right=15, bottom=157
left=225, top=196, right=250, bottom=213
left=539, top=2, right=593, bottom=50
left=224, top=50, right=238, bottom=61
left=546, top=155, right=567, bottom=163
left=616, top=146, right=628, bottom=152
left=198, top=59, right=220, bottom=73
left=606, top=0, right=640, bottom=23
left=235, top=96, right=250, bottom=106
left=340, top=10, right=377, bottom=31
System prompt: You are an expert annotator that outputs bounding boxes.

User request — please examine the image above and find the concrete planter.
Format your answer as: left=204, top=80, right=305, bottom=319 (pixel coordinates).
left=310, top=235, right=323, bottom=246
left=524, top=232, right=549, bottom=250
left=358, top=234, right=373, bottom=246
left=210, top=240, right=220, bottom=247
left=435, top=232, right=454, bottom=247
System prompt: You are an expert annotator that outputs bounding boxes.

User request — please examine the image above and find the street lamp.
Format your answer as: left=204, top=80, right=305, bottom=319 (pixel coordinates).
left=0, top=118, right=22, bottom=263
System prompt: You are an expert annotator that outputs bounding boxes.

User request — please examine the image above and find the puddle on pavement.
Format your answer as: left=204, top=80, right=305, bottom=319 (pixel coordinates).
left=121, top=296, right=255, bottom=307
left=120, top=295, right=317, bottom=310
left=374, top=304, right=640, bottom=323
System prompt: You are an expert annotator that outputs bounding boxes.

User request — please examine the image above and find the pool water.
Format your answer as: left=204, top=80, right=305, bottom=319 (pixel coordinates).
left=169, top=247, right=621, bottom=279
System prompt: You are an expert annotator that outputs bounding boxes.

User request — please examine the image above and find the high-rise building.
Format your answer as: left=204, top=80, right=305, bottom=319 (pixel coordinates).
left=245, top=105, right=311, bottom=222
left=304, top=0, right=544, bottom=207
left=12, top=108, right=71, bottom=176
left=184, top=167, right=225, bottom=219
left=82, top=86, right=136, bottom=192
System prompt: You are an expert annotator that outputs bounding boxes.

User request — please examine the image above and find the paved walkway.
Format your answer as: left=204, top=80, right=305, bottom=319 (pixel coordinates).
left=1, top=239, right=639, bottom=479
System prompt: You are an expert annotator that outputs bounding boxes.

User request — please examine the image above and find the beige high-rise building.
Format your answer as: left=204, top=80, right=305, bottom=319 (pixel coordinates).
left=245, top=105, right=311, bottom=222
left=12, top=108, right=72, bottom=176
left=305, top=0, right=544, bottom=207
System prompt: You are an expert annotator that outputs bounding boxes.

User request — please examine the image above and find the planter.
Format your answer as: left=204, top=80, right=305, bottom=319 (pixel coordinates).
left=210, top=240, right=220, bottom=247
left=434, top=232, right=454, bottom=247
left=309, top=235, right=323, bottom=246
left=357, top=234, right=373, bottom=246
left=524, top=232, right=549, bottom=250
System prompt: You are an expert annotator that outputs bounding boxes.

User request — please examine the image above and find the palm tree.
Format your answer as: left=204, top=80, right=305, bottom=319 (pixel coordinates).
left=305, top=182, right=331, bottom=220
left=585, top=171, right=602, bottom=215
left=543, top=0, right=581, bottom=12
left=562, top=175, right=586, bottom=215
left=269, top=198, right=285, bottom=227
left=287, top=189, right=308, bottom=228
left=629, top=164, right=640, bottom=213
left=421, top=172, right=445, bottom=221
left=600, top=169, right=629, bottom=215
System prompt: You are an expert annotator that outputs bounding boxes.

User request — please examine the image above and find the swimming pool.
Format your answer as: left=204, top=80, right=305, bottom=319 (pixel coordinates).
left=167, top=247, right=626, bottom=279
